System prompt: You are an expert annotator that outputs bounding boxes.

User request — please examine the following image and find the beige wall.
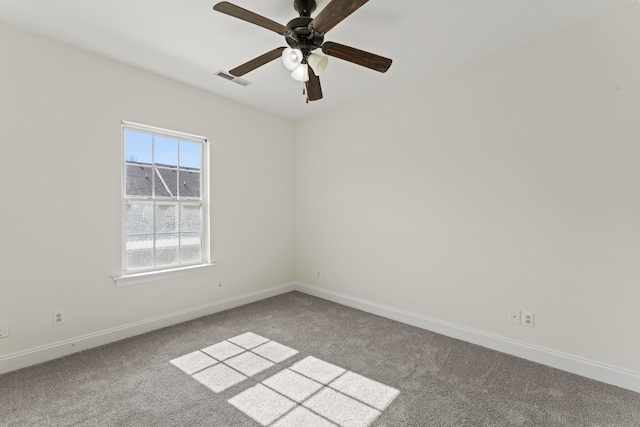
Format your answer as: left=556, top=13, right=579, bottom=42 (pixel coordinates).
left=295, top=7, right=639, bottom=371
left=0, top=23, right=296, bottom=355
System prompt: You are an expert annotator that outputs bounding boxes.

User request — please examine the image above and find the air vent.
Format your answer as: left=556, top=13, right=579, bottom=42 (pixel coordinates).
left=215, top=71, right=251, bottom=86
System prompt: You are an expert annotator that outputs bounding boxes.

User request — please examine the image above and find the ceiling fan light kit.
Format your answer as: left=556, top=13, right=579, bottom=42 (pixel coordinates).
left=282, top=47, right=304, bottom=71
left=291, top=63, right=310, bottom=82
left=212, top=0, right=392, bottom=102
left=308, top=53, right=328, bottom=76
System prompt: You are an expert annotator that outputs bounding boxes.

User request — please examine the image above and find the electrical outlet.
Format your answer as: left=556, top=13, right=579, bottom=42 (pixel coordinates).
left=0, top=321, right=9, bottom=338
left=53, top=310, right=65, bottom=326
left=218, top=280, right=222, bottom=287
left=316, top=270, right=321, bottom=278
left=523, top=311, right=535, bottom=327
left=509, top=309, right=521, bottom=325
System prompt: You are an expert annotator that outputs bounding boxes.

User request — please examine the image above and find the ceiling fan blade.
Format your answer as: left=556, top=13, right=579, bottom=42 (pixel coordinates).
left=229, top=47, right=287, bottom=77
left=305, top=64, right=323, bottom=101
left=321, top=41, right=392, bottom=73
left=310, top=0, right=369, bottom=34
left=213, top=2, right=292, bottom=36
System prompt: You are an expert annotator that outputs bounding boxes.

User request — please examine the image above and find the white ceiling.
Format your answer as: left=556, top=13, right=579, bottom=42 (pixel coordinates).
left=0, top=0, right=632, bottom=120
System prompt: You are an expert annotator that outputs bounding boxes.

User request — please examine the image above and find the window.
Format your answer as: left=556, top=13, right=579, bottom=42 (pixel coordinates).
left=120, top=121, right=209, bottom=276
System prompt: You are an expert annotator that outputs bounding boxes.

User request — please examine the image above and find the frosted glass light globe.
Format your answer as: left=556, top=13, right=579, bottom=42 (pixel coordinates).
left=291, top=63, right=309, bottom=82
left=282, top=48, right=303, bottom=71
left=308, top=53, right=328, bottom=76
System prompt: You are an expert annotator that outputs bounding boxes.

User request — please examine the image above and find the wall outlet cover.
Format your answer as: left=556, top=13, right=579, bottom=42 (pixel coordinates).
left=523, top=311, right=535, bottom=327
left=53, top=310, right=65, bottom=325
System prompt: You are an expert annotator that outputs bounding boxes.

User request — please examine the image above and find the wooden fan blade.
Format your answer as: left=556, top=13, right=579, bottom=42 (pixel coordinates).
left=305, top=64, right=323, bottom=101
left=229, top=47, right=287, bottom=77
left=213, top=2, right=292, bottom=36
left=310, top=0, right=369, bottom=34
left=321, top=41, right=392, bottom=73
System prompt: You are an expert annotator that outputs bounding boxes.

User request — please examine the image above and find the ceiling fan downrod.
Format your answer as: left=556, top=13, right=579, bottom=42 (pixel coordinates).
left=287, top=0, right=323, bottom=54
left=293, top=0, right=316, bottom=17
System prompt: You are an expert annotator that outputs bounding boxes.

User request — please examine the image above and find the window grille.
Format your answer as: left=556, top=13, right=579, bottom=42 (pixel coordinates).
left=122, top=121, right=209, bottom=273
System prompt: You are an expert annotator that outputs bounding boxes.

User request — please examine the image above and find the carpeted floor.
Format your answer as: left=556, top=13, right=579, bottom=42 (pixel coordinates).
left=1, top=291, right=638, bottom=426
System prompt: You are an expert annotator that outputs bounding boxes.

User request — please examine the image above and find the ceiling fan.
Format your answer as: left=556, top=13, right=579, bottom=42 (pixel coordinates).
left=213, top=0, right=392, bottom=102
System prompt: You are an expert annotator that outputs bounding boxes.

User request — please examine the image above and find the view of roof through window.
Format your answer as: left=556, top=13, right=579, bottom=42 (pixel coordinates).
left=123, top=125, right=207, bottom=272
left=125, top=129, right=202, bottom=199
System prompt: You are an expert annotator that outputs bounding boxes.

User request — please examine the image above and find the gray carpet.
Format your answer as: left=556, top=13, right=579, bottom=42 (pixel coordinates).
left=1, top=291, right=638, bottom=426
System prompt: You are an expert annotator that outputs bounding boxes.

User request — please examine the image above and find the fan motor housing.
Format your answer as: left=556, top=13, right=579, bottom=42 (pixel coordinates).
left=286, top=17, right=323, bottom=50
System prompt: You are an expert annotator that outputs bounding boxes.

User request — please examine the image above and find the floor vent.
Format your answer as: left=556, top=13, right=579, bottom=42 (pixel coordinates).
left=216, top=71, right=251, bottom=86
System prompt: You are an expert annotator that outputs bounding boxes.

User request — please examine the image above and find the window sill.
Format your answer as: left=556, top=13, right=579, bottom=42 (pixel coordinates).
left=114, top=263, right=217, bottom=287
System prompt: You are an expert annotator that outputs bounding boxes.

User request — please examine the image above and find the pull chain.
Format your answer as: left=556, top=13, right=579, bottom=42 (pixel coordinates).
left=303, top=76, right=308, bottom=103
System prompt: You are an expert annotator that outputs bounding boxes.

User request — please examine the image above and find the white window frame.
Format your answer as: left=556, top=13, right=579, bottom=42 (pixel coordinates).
left=114, top=121, right=214, bottom=287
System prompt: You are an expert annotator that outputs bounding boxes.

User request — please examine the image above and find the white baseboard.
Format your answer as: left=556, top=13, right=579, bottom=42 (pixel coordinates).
left=293, top=282, right=640, bottom=393
left=0, top=282, right=296, bottom=375
left=2, top=281, right=638, bottom=394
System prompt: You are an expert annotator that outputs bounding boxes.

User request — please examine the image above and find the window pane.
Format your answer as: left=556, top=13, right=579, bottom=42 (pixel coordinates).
left=123, top=124, right=207, bottom=273
left=155, top=234, right=179, bottom=266
left=156, top=204, right=178, bottom=233
left=125, top=130, right=152, bottom=164
left=126, top=164, right=153, bottom=197
left=155, top=135, right=178, bottom=167
left=126, top=235, right=153, bottom=270
left=179, top=169, right=200, bottom=198
left=180, top=140, right=201, bottom=170
left=126, top=202, right=153, bottom=234
left=154, top=167, right=177, bottom=198
left=181, top=232, right=202, bottom=264
left=181, top=204, right=201, bottom=232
